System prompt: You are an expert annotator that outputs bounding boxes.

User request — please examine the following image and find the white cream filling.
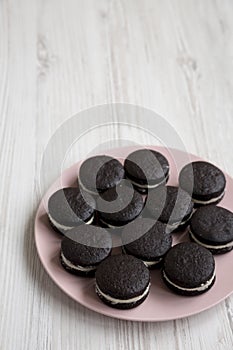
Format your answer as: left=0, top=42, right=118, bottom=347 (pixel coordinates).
left=95, top=282, right=151, bottom=305
left=143, top=258, right=163, bottom=267
left=99, top=218, right=123, bottom=229
left=61, top=252, right=97, bottom=272
left=130, top=174, right=168, bottom=189
left=49, top=213, right=94, bottom=231
left=166, top=210, right=194, bottom=231
left=189, top=229, right=233, bottom=250
left=192, top=191, right=225, bottom=205
left=163, top=270, right=215, bottom=292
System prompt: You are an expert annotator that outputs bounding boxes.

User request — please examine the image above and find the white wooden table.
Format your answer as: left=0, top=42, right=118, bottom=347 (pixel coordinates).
left=1, top=1, right=233, bottom=349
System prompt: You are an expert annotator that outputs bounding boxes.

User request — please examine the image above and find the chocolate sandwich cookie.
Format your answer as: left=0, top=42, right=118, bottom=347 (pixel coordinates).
left=48, top=187, right=95, bottom=234
left=95, top=254, right=150, bottom=309
left=179, top=161, right=226, bottom=206
left=78, top=155, right=124, bottom=195
left=124, top=149, right=169, bottom=193
left=145, top=186, right=194, bottom=232
left=189, top=205, right=233, bottom=254
left=162, top=242, right=216, bottom=296
left=60, top=225, right=112, bottom=276
left=96, top=181, right=144, bottom=228
left=122, top=218, right=172, bottom=268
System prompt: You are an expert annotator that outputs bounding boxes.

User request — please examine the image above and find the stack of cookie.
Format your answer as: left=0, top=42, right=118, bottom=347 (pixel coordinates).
left=47, top=149, right=233, bottom=309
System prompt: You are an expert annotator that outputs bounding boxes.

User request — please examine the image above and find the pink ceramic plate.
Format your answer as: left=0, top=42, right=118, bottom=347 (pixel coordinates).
left=35, top=146, right=233, bottom=322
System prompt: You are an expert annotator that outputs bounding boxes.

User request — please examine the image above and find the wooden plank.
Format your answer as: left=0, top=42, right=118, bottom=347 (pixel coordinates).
left=0, top=0, right=233, bottom=349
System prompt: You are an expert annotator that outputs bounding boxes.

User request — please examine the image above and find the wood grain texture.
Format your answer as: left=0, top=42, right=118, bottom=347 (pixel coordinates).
left=0, top=0, right=233, bottom=349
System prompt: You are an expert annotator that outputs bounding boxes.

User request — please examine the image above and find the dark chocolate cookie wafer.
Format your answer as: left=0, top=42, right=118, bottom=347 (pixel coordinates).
left=179, top=161, right=226, bottom=206
left=124, top=149, right=169, bottom=193
left=162, top=242, right=216, bottom=296
left=145, top=186, right=194, bottom=232
left=48, top=187, right=95, bottom=234
left=96, top=181, right=144, bottom=228
left=189, top=205, right=233, bottom=254
left=60, top=225, right=112, bottom=276
left=122, top=218, right=172, bottom=268
left=95, top=254, right=150, bottom=309
left=78, top=155, right=124, bottom=194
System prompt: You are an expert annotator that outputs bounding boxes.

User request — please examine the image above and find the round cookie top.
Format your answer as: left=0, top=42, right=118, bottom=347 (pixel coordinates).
left=190, top=205, right=233, bottom=245
left=179, top=161, right=226, bottom=201
left=122, top=218, right=172, bottom=261
left=124, top=149, right=169, bottom=186
left=61, top=225, right=112, bottom=266
left=48, top=187, right=95, bottom=226
left=145, top=186, right=193, bottom=224
left=163, top=242, right=215, bottom=289
left=97, top=182, right=144, bottom=227
left=78, top=155, right=125, bottom=193
left=95, top=255, right=150, bottom=299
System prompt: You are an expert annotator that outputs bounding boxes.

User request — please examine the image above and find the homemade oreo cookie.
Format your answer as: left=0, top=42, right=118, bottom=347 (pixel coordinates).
left=48, top=187, right=95, bottom=233
left=145, top=186, right=194, bottom=232
left=95, top=254, right=150, bottom=309
left=96, top=181, right=144, bottom=228
left=60, top=225, right=112, bottom=276
left=78, top=155, right=124, bottom=195
left=162, top=242, right=216, bottom=296
left=189, top=205, right=233, bottom=254
left=124, top=149, right=169, bottom=193
left=179, top=161, right=226, bottom=206
left=122, top=218, right=172, bottom=268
